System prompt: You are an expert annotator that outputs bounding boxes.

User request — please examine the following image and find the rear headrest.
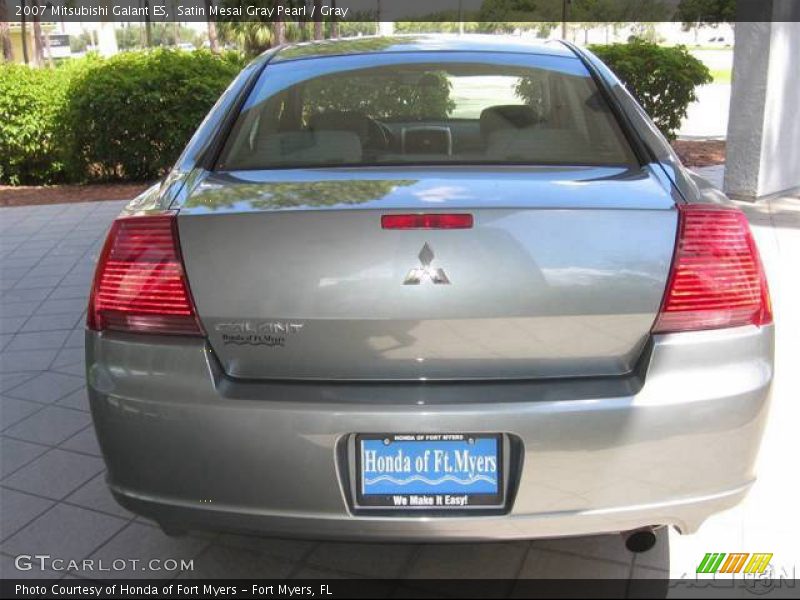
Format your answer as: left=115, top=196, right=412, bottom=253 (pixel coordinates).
left=480, top=105, right=541, bottom=139
left=256, top=131, right=362, bottom=166
left=309, top=111, right=371, bottom=139
left=486, top=128, right=584, bottom=162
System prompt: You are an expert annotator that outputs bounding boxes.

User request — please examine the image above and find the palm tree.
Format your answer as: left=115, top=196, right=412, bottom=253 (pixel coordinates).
left=31, top=0, right=48, bottom=66
left=274, top=15, right=285, bottom=45
left=20, top=0, right=29, bottom=64
left=330, top=0, right=339, bottom=38
left=143, top=0, right=152, bottom=47
left=170, top=0, right=179, bottom=45
left=218, top=21, right=273, bottom=56
left=0, top=0, right=14, bottom=62
left=204, top=0, right=220, bottom=53
left=313, top=0, right=323, bottom=40
left=218, top=1, right=307, bottom=56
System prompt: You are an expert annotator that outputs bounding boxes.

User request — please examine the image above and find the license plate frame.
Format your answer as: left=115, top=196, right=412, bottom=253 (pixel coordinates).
left=354, top=433, right=505, bottom=510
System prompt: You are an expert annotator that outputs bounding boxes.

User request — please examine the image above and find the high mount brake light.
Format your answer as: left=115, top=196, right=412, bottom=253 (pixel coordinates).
left=381, top=214, right=474, bottom=230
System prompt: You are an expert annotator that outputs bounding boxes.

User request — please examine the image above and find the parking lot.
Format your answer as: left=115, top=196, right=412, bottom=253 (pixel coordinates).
left=1, top=176, right=798, bottom=587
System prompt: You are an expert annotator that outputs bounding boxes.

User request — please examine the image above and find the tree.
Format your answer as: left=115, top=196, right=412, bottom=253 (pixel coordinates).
left=328, top=17, right=373, bottom=38
left=565, top=0, right=672, bottom=41
left=185, top=180, right=416, bottom=211
left=274, top=17, right=285, bottom=45
left=676, top=0, right=736, bottom=26
left=171, top=0, right=180, bottom=44
left=31, top=0, right=47, bottom=66
left=396, top=20, right=472, bottom=34
left=473, top=0, right=567, bottom=33
left=217, top=0, right=315, bottom=55
left=313, top=0, right=323, bottom=40
left=330, top=0, right=339, bottom=37
left=0, top=0, right=13, bottom=63
left=116, top=23, right=203, bottom=50
left=116, top=24, right=141, bottom=50
left=219, top=21, right=274, bottom=55
left=304, top=69, right=455, bottom=120
left=571, top=0, right=613, bottom=43
left=205, top=0, right=220, bottom=53
left=20, top=0, right=29, bottom=64
left=589, top=40, right=712, bottom=138
left=144, top=0, right=152, bottom=47
left=477, top=0, right=545, bottom=22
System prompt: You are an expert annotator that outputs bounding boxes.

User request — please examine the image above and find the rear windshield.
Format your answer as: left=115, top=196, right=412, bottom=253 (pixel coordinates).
left=216, top=53, right=637, bottom=170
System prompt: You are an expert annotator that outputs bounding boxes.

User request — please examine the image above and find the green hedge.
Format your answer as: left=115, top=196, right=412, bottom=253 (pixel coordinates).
left=590, top=40, right=712, bottom=140
left=0, top=50, right=243, bottom=186
left=60, top=50, right=244, bottom=181
left=0, top=61, right=86, bottom=185
left=0, top=42, right=709, bottom=185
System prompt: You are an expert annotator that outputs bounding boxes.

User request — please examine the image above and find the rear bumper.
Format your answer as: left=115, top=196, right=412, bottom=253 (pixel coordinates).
left=87, top=325, right=773, bottom=541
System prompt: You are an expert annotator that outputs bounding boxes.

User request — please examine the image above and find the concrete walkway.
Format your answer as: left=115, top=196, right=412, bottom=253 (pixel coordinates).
left=673, top=170, right=800, bottom=586
left=1, top=188, right=797, bottom=586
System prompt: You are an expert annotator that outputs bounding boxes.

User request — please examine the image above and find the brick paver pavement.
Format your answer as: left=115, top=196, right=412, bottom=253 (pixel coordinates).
left=2, top=178, right=797, bottom=587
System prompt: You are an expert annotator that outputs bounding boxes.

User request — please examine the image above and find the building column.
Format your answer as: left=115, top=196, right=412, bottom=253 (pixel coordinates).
left=724, top=10, right=800, bottom=199
left=96, top=20, right=118, bottom=57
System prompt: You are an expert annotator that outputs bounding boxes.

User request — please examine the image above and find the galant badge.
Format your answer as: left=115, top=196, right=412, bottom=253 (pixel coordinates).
left=403, top=243, right=450, bottom=285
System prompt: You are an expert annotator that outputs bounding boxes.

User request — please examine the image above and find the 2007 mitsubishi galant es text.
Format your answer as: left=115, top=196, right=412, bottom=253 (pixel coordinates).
left=86, top=36, right=773, bottom=544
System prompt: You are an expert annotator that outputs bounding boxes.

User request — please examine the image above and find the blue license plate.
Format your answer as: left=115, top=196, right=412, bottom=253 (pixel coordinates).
left=356, top=433, right=503, bottom=509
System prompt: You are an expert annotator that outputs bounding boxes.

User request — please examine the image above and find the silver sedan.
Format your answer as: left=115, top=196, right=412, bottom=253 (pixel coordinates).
left=86, top=36, right=773, bottom=548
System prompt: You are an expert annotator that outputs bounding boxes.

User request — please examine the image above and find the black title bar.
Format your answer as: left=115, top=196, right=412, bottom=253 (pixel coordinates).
left=4, top=578, right=800, bottom=599
left=3, top=0, right=800, bottom=24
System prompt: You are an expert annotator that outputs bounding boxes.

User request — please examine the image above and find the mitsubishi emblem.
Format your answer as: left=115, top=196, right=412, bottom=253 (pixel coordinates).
left=403, top=243, right=450, bottom=285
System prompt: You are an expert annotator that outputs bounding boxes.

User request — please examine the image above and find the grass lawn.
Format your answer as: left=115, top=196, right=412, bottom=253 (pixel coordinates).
left=449, top=76, right=520, bottom=118
left=686, top=45, right=734, bottom=51
left=710, top=68, right=732, bottom=84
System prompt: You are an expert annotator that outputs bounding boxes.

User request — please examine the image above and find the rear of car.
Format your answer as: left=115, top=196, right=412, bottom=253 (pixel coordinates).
left=86, top=37, right=773, bottom=540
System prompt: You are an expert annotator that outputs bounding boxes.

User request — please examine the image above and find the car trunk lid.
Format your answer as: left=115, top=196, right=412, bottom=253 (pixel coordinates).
left=177, top=166, right=678, bottom=380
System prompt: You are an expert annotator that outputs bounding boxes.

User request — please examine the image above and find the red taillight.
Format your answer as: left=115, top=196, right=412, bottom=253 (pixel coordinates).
left=381, top=213, right=473, bottom=229
left=653, top=205, right=772, bottom=333
left=87, top=214, right=203, bottom=336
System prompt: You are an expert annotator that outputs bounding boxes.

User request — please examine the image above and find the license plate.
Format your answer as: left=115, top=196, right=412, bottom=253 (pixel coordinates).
left=355, top=433, right=503, bottom=509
